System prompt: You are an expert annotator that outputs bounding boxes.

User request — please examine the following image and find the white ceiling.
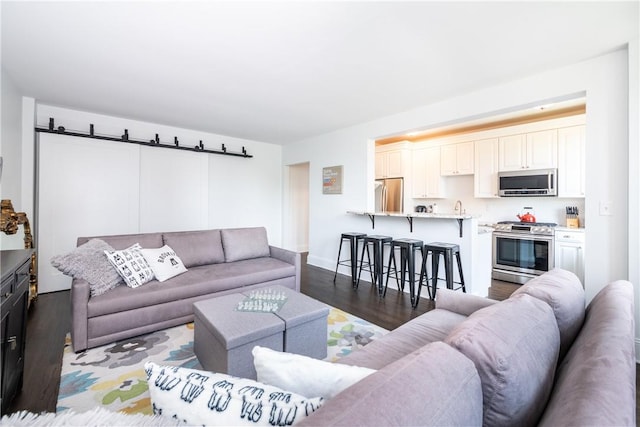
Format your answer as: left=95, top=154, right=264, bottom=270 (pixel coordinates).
left=1, top=1, right=638, bottom=145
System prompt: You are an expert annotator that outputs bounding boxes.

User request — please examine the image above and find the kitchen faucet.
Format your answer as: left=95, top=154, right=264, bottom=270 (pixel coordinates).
left=454, top=200, right=462, bottom=215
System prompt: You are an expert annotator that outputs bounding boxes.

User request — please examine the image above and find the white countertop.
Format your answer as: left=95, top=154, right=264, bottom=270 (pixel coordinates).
left=347, top=210, right=476, bottom=220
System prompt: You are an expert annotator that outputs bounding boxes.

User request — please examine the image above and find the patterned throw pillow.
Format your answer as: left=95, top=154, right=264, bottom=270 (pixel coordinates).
left=51, top=238, right=123, bottom=297
left=145, top=362, right=324, bottom=426
left=104, top=243, right=155, bottom=288
left=140, top=245, right=187, bottom=282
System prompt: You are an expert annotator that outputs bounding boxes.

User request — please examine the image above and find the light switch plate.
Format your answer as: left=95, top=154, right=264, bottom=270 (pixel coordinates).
left=599, top=201, right=612, bottom=216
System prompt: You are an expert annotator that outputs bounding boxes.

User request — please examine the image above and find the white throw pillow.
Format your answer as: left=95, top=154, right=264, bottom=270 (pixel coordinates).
left=145, top=362, right=323, bottom=426
left=252, top=346, right=376, bottom=399
left=140, top=245, right=187, bottom=282
left=104, top=243, right=154, bottom=288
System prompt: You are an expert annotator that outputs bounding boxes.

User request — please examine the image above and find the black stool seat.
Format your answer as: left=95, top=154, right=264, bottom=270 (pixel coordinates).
left=418, top=242, right=466, bottom=305
left=333, top=232, right=367, bottom=287
left=357, top=235, right=393, bottom=296
left=385, top=238, right=424, bottom=306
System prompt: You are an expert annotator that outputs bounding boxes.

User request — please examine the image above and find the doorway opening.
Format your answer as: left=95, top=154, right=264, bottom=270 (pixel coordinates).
left=286, top=162, right=309, bottom=252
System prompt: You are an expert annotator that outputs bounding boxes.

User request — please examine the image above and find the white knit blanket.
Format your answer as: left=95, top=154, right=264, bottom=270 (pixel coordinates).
left=0, top=407, right=185, bottom=426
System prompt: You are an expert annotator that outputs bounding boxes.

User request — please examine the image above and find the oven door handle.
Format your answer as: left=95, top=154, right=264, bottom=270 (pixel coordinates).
left=493, top=232, right=554, bottom=241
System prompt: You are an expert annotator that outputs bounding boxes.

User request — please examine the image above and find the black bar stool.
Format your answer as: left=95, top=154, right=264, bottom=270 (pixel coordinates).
left=418, top=242, right=466, bottom=303
left=333, top=232, right=367, bottom=287
left=384, top=238, right=424, bottom=306
left=357, top=235, right=392, bottom=296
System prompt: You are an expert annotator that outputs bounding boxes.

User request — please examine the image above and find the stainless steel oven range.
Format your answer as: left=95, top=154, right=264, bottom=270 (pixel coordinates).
left=492, top=221, right=556, bottom=284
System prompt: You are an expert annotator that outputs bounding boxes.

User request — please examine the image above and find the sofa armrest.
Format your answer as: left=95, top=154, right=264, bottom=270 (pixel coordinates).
left=298, top=341, right=483, bottom=426
left=70, top=278, right=90, bottom=352
left=269, top=246, right=301, bottom=292
left=436, top=288, right=498, bottom=316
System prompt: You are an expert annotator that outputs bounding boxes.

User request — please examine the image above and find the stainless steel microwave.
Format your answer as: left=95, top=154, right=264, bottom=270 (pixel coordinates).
left=498, top=168, right=557, bottom=197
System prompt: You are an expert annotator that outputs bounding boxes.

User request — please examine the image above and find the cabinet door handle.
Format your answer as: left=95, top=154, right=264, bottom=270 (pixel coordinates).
left=7, top=336, right=17, bottom=350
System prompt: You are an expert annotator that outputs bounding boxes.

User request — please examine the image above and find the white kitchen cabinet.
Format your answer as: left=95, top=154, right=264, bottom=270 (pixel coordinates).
left=376, top=149, right=405, bottom=179
left=412, top=146, right=444, bottom=198
left=499, top=130, right=557, bottom=171
left=557, top=125, right=586, bottom=197
left=474, top=138, right=500, bottom=198
left=555, top=229, right=585, bottom=285
left=441, top=141, right=474, bottom=176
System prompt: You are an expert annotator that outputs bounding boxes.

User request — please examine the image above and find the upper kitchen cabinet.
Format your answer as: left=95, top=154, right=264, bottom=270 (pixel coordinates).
left=412, top=146, right=445, bottom=198
left=376, top=142, right=408, bottom=179
left=498, top=129, right=557, bottom=171
left=441, top=141, right=474, bottom=176
left=474, top=138, right=499, bottom=198
left=557, top=125, right=586, bottom=197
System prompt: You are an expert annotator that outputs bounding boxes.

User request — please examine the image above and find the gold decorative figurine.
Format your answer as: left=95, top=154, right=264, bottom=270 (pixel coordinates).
left=1, top=199, right=38, bottom=304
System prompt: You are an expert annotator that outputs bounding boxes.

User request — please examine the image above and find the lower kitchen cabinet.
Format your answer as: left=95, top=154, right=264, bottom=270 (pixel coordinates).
left=555, top=230, right=585, bottom=285
left=1, top=250, right=32, bottom=415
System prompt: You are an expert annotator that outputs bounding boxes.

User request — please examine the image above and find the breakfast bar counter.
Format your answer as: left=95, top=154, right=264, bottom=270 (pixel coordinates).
left=347, top=210, right=477, bottom=237
left=343, top=210, right=491, bottom=297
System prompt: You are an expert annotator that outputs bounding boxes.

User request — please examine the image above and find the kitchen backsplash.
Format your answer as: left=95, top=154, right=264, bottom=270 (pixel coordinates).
left=413, top=175, right=585, bottom=226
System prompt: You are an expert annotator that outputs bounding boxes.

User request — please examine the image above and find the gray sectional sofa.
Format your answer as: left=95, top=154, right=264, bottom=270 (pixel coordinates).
left=70, top=227, right=300, bottom=352
left=300, top=268, right=636, bottom=426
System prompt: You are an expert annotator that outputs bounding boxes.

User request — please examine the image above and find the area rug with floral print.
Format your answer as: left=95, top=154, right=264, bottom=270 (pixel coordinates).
left=57, top=306, right=387, bottom=415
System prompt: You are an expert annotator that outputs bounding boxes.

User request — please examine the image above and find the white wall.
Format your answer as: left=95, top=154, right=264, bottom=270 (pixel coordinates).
left=284, top=47, right=634, bottom=303
left=0, top=68, right=27, bottom=249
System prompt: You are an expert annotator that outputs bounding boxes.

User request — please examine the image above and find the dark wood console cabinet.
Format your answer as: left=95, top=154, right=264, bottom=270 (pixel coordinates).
left=1, top=250, right=32, bottom=415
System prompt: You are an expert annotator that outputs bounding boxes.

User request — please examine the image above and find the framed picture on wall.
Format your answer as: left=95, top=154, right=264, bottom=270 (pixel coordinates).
left=323, top=165, right=343, bottom=194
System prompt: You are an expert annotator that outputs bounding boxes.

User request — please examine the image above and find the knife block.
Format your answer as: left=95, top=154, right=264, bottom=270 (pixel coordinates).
left=566, top=218, right=580, bottom=228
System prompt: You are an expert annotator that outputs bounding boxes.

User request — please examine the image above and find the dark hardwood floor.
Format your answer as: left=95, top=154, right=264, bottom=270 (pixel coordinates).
left=7, top=291, right=71, bottom=415
left=6, top=257, right=639, bottom=420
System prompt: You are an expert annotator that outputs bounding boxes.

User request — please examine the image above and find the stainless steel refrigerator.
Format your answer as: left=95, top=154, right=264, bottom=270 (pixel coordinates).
left=375, top=178, right=404, bottom=212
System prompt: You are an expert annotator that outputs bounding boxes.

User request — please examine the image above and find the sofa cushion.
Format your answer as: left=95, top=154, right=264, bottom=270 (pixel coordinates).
left=445, top=293, right=560, bottom=427
left=436, top=288, right=498, bottom=316
left=87, top=258, right=296, bottom=319
left=538, top=280, right=636, bottom=427
left=51, top=238, right=123, bottom=297
left=512, top=268, right=585, bottom=360
left=78, top=232, right=163, bottom=250
left=336, top=308, right=467, bottom=370
left=145, top=362, right=324, bottom=426
left=221, top=227, right=270, bottom=262
left=298, top=342, right=483, bottom=427
left=163, top=229, right=225, bottom=268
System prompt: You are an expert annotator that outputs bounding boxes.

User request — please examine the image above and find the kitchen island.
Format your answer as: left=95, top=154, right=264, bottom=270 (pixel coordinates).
left=345, top=210, right=491, bottom=297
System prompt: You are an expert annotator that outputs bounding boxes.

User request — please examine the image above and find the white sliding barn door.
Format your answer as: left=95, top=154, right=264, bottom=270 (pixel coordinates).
left=38, top=133, right=141, bottom=293
left=139, top=148, right=208, bottom=233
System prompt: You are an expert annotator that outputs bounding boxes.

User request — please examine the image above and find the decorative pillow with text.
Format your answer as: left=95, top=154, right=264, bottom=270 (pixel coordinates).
left=145, top=362, right=324, bottom=426
left=104, top=243, right=154, bottom=288
left=140, top=245, right=187, bottom=282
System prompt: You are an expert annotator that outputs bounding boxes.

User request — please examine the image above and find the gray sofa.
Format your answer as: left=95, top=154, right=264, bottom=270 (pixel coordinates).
left=300, top=268, right=636, bottom=426
left=71, top=227, right=300, bottom=353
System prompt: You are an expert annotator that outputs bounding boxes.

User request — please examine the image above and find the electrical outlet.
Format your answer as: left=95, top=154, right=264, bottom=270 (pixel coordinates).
left=599, top=201, right=613, bottom=216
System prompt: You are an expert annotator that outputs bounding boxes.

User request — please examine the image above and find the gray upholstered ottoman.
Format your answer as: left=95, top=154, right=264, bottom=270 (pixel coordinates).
left=262, top=286, right=330, bottom=359
left=193, top=293, right=285, bottom=380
